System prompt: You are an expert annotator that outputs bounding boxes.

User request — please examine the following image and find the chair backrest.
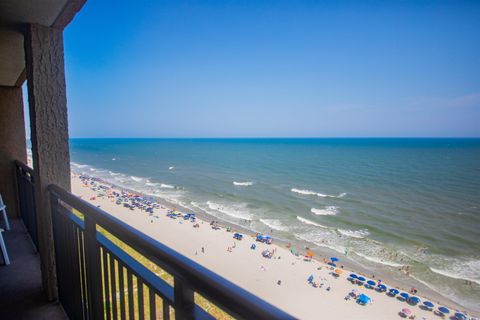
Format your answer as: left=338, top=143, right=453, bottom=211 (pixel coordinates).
left=0, top=194, right=3, bottom=206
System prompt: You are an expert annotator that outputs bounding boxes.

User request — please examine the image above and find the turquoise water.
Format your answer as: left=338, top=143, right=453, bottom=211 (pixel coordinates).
left=69, top=138, right=480, bottom=310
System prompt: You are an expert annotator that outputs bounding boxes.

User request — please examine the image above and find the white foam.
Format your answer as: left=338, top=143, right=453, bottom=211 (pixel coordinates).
left=130, top=176, right=143, bottom=182
left=108, top=171, right=121, bottom=176
left=291, top=188, right=346, bottom=198
left=145, top=182, right=158, bottom=187
left=169, top=166, right=175, bottom=170
left=311, top=206, right=338, bottom=216
left=206, top=201, right=253, bottom=221
left=354, top=252, right=404, bottom=267
left=259, top=219, right=289, bottom=232
left=72, top=162, right=88, bottom=168
left=160, top=184, right=175, bottom=189
left=296, top=216, right=328, bottom=228
left=294, top=233, right=346, bottom=255
left=429, top=261, right=480, bottom=286
left=233, top=181, right=254, bottom=186
left=337, top=228, right=370, bottom=239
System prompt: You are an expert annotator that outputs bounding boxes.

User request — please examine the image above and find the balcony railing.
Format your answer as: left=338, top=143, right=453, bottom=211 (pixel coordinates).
left=15, top=160, right=38, bottom=249
left=48, top=184, right=293, bottom=320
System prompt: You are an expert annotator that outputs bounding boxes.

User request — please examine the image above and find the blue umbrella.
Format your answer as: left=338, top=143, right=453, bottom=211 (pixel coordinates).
left=366, top=280, right=376, bottom=286
left=400, top=292, right=409, bottom=299
left=455, top=312, right=467, bottom=320
left=409, top=296, right=420, bottom=304
left=377, top=284, right=387, bottom=291
left=423, top=301, right=434, bottom=308
left=331, top=257, right=339, bottom=262
left=389, top=288, right=399, bottom=295
left=357, top=294, right=371, bottom=305
left=438, top=307, right=449, bottom=314
left=357, top=276, right=366, bottom=282
left=349, top=274, right=358, bottom=279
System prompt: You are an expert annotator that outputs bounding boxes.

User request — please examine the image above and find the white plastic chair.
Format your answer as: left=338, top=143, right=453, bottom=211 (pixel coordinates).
left=0, top=194, right=10, bottom=230
left=0, top=228, right=10, bottom=265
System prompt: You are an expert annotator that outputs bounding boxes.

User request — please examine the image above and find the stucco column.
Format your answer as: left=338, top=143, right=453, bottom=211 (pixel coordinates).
left=0, top=86, right=27, bottom=218
left=25, top=23, right=71, bottom=300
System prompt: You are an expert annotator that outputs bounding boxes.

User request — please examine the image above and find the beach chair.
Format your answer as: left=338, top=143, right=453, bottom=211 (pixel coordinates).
left=0, top=194, right=10, bottom=230
left=0, top=228, right=10, bottom=265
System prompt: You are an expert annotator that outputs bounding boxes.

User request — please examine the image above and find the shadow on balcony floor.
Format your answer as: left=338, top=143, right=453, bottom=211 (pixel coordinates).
left=0, top=218, right=68, bottom=320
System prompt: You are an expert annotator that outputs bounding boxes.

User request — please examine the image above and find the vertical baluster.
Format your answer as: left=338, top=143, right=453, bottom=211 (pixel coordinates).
left=79, top=229, right=89, bottom=318
left=103, top=249, right=111, bottom=320
left=84, top=216, right=104, bottom=319
left=162, top=300, right=170, bottom=320
left=149, top=289, right=156, bottom=320
left=138, top=278, right=144, bottom=320
left=110, top=255, right=118, bottom=319
left=127, top=270, right=134, bottom=320
left=174, top=278, right=195, bottom=320
left=119, top=263, right=126, bottom=319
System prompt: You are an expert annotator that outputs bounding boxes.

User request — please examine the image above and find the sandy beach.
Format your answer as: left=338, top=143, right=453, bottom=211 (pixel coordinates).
left=71, top=173, right=477, bottom=320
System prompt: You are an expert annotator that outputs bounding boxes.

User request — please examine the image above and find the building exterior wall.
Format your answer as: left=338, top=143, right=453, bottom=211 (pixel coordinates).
left=25, top=23, right=71, bottom=300
left=0, top=86, right=27, bottom=218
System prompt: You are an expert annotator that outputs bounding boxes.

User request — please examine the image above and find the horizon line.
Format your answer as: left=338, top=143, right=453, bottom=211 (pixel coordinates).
left=65, top=136, right=480, bottom=139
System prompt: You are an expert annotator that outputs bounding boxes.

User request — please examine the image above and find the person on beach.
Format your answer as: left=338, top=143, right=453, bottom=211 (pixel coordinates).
left=201, top=246, right=205, bottom=254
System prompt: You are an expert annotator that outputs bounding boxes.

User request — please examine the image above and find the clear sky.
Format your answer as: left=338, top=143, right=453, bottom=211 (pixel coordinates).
left=55, top=0, right=480, bottom=137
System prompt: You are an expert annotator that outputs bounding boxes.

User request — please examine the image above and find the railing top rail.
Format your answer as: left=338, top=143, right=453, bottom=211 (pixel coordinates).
left=48, top=184, right=294, bottom=320
left=15, top=160, right=34, bottom=174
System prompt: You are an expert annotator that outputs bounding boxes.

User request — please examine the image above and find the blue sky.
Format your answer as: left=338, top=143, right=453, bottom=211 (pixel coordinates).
left=46, top=0, right=480, bottom=137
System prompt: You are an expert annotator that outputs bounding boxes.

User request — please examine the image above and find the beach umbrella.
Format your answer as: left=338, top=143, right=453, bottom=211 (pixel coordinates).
left=454, top=312, right=467, bottom=320
left=335, top=269, right=343, bottom=275
left=357, top=294, right=371, bottom=305
left=438, top=307, right=450, bottom=314
left=330, top=257, right=339, bottom=262
left=349, top=274, right=358, bottom=279
left=357, top=276, right=366, bottom=282
left=400, top=292, right=409, bottom=300
left=401, top=308, right=412, bottom=316
left=389, top=288, right=399, bottom=295
left=423, top=301, right=434, bottom=308
left=408, top=296, right=420, bottom=304
left=377, top=284, right=387, bottom=291
left=366, top=280, right=376, bottom=286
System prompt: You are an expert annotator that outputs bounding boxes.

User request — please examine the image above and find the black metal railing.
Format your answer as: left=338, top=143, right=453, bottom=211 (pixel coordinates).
left=15, top=160, right=38, bottom=249
left=48, top=184, right=293, bottom=320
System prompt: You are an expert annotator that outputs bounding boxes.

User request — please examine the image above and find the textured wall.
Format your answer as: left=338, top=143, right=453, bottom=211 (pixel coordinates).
left=25, top=23, right=71, bottom=300
left=0, top=86, right=27, bottom=218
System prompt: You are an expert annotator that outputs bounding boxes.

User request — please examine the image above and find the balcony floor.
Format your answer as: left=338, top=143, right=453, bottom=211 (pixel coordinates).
left=0, top=218, right=68, bottom=320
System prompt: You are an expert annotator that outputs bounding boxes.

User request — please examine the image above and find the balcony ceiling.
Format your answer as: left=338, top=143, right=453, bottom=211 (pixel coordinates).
left=0, top=0, right=84, bottom=87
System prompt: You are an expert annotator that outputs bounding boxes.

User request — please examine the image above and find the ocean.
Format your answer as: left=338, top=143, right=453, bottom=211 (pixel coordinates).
left=67, top=138, right=480, bottom=311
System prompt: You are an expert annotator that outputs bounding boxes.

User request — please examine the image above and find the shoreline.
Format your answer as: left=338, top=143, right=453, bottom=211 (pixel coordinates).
left=71, top=172, right=478, bottom=319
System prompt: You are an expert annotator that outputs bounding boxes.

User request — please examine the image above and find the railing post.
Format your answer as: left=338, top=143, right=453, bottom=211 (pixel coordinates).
left=84, top=216, right=104, bottom=319
left=174, top=278, right=195, bottom=320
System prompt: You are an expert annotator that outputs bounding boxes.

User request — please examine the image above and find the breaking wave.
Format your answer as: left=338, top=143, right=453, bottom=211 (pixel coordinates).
left=259, top=219, right=289, bottom=232
left=354, top=252, right=405, bottom=268
left=337, top=228, right=370, bottom=239
left=205, top=201, right=253, bottom=221
left=296, top=216, right=328, bottom=228
left=233, top=181, right=254, bottom=186
left=291, top=188, right=346, bottom=198
left=311, top=206, right=338, bottom=216
left=130, top=176, right=143, bottom=182
left=429, top=260, right=480, bottom=285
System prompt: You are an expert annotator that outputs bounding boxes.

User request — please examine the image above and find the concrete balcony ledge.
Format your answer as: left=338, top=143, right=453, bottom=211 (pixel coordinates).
left=0, top=218, right=68, bottom=320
